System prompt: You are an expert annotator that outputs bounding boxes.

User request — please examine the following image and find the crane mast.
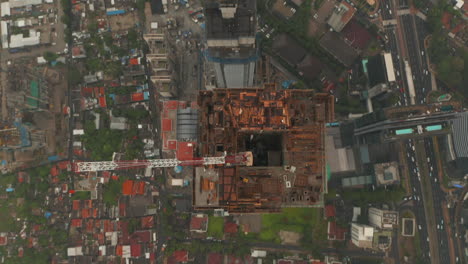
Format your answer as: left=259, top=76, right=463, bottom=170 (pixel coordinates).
left=73, top=152, right=253, bottom=172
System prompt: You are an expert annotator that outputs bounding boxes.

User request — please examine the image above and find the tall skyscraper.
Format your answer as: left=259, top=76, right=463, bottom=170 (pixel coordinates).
left=204, top=0, right=258, bottom=88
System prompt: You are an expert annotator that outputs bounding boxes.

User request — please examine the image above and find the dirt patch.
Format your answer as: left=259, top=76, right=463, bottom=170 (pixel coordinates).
left=237, top=214, right=262, bottom=233
left=279, top=230, right=302, bottom=245
left=107, top=12, right=138, bottom=31
left=272, top=0, right=295, bottom=19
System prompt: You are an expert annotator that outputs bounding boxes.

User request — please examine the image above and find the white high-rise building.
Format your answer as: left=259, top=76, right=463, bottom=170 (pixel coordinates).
left=368, top=207, right=398, bottom=229
left=351, top=223, right=374, bottom=249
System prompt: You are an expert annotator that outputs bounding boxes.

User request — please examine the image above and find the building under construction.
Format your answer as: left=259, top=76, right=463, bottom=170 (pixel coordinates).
left=194, top=84, right=334, bottom=213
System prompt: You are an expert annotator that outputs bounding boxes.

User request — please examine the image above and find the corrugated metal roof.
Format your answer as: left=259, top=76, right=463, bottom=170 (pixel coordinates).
left=177, top=108, right=198, bottom=140
left=452, top=112, right=468, bottom=158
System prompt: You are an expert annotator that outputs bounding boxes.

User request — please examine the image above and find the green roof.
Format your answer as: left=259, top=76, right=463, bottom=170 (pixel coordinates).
left=27, top=81, right=39, bottom=108
left=395, top=128, right=413, bottom=135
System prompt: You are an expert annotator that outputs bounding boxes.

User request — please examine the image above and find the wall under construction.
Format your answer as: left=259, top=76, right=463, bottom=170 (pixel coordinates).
left=194, top=84, right=334, bottom=213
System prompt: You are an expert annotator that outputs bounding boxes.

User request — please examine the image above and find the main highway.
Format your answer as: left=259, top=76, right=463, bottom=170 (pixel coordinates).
left=403, top=138, right=431, bottom=263
left=380, top=0, right=457, bottom=262
left=423, top=138, right=451, bottom=263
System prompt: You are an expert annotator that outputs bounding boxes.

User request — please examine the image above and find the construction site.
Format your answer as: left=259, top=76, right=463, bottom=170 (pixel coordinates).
left=0, top=56, right=69, bottom=171
left=194, top=83, right=335, bottom=213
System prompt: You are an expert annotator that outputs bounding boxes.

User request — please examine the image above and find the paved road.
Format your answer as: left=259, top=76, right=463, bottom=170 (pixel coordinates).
left=423, top=138, right=452, bottom=264
left=403, top=138, right=432, bottom=263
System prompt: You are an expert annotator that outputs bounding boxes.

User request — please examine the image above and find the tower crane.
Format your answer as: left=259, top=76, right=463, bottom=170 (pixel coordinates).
left=73, top=151, right=253, bottom=172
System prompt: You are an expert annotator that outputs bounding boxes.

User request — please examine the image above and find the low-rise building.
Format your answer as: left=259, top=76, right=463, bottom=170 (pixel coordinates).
left=189, top=214, right=208, bottom=233
left=327, top=1, right=356, bottom=32
left=327, top=221, right=347, bottom=241
left=374, top=162, right=400, bottom=186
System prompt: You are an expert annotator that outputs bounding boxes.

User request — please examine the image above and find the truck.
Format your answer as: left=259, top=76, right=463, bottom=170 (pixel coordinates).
left=171, top=179, right=189, bottom=187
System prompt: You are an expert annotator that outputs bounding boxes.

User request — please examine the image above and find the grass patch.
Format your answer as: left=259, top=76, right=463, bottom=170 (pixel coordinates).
left=260, top=208, right=327, bottom=244
left=71, top=191, right=91, bottom=200
left=207, top=216, right=224, bottom=239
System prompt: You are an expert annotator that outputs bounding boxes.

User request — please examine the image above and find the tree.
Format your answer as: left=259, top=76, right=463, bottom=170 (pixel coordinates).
left=43, top=51, right=58, bottom=62
left=127, top=29, right=139, bottom=49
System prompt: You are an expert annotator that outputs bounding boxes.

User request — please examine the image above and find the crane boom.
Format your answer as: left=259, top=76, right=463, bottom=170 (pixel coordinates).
left=73, top=152, right=252, bottom=172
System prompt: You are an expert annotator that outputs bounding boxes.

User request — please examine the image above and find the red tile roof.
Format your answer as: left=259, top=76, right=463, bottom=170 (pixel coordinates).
left=98, top=234, right=105, bottom=247
left=99, top=96, right=107, bottom=108
left=17, top=172, right=25, bottom=183
left=177, top=142, right=194, bottom=161
left=165, top=101, right=179, bottom=110
left=190, top=216, right=208, bottom=231
left=50, top=166, right=59, bottom=177
left=0, top=236, right=7, bottom=246
left=132, top=92, right=145, bottom=102
left=442, top=12, right=452, bottom=29
left=135, top=181, right=145, bottom=195
left=118, top=221, right=130, bottom=243
left=224, top=222, right=238, bottom=233
left=130, top=230, right=151, bottom=243
left=104, top=220, right=114, bottom=232
left=141, top=216, right=154, bottom=229
left=116, top=245, right=123, bottom=256
left=327, top=221, right=347, bottom=241
left=82, top=208, right=91, bottom=218
left=131, top=244, right=142, bottom=257
left=207, top=253, right=222, bottom=264
left=173, top=250, right=188, bottom=262
left=72, top=200, right=80, bottom=210
left=123, top=180, right=134, bottom=195
left=129, top=58, right=140, bottom=65
left=325, top=204, right=336, bottom=218
left=86, top=219, right=94, bottom=233
left=342, top=19, right=372, bottom=50
left=162, top=119, right=173, bottom=132
left=227, top=255, right=252, bottom=264
left=71, top=219, right=83, bottom=227
left=167, top=140, right=177, bottom=150
left=58, top=161, right=70, bottom=170
left=85, top=199, right=92, bottom=209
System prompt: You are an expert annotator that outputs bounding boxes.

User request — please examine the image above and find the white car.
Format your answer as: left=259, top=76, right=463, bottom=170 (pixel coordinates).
left=411, top=157, right=415, bottom=162
left=412, top=145, right=415, bottom=151
left=437, top=224, right=440, bottom=229
left=434, top=177, right=437, bottom=183
left=427, top=157, right=430, bottom=162
left=418, top=225, right=422, bottom=230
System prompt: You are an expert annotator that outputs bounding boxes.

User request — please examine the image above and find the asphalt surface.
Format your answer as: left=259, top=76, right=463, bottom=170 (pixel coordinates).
left=403, top=139, right=431, bottom=263
left=400, top=14, right=432, bottom=104
left=423, top=138, right=451, bottom=264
